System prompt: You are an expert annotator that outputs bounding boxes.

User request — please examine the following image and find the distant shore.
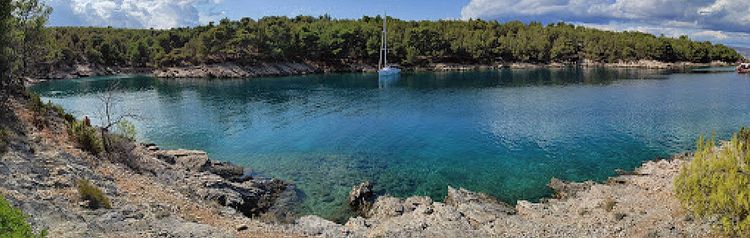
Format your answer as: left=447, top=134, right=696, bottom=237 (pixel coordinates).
left=25, top=60, right=735, bottom=83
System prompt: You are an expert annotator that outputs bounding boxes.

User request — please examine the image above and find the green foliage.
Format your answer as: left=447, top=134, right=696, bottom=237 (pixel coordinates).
left=675, top=129, right=750, bottom=236
left=0, top=196, right=46, bottom=238
left=0, top=0, right=14, bottom=90
left=115, top=119, right=136, bottom=141
left=76, top=179, right=111, bottom=210
left=28, top=92, right=45, bottom=114
left=13, top=0, right=53, bottom=76
left=47, top=103, right=75, bottom=123
left=43, top=17, right=743, bottom=70
left=69, top=120, right=103, bottom=155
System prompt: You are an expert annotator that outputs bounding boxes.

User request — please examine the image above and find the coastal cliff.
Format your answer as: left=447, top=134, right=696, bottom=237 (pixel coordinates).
left=1, top=92, right=716, bottom=237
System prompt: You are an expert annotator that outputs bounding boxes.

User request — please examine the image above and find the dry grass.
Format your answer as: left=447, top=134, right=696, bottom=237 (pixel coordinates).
left=600, top=196, right=616, bottom=212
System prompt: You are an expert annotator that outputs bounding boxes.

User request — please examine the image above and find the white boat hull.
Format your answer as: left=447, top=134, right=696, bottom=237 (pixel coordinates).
left=378, top=68, right=401, bottom=76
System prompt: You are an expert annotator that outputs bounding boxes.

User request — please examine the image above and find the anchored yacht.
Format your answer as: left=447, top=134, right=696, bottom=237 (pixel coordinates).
left=378, top=15, right=401, bottom=77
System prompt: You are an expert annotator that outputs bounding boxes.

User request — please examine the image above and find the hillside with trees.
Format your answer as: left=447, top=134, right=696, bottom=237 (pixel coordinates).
left=1, top=1, right=746, bottom=80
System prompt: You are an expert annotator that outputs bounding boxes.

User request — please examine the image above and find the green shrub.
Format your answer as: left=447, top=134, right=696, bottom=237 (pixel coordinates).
left=47, top=103, right=75, bottom=123
left=115, top=119, right=136, bottom=141
left=76, top=179, right=111, bottom=210
left=28, top=93, right=45, bottom=115
left=69, top=121, right=103, bottom=155
left=675, top=130, right=750, bottom=236
left=28, top=93, right=47, bottom=128
left=0, top=196, right=47, bottom=238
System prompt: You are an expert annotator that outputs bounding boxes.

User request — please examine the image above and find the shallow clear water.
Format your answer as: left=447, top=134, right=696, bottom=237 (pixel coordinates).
left=31, top=67, right=750, bottom=221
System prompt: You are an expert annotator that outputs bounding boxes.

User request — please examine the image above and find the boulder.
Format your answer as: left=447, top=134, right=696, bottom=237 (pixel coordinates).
left=203, top=160, right=246, bottom=182
left=156, top=149, right=209, bottom=172
left=367, top=196, right=405, bottom=219
left=348, top=181, right=376, bottom=216
left=547, top=177, right=594, bottom=199
left=296, top=215, right=345, bottom=237
left=445, top=187, right=515, bottom=227
left=154, top=149, right=246, bottom=181
left=194, top=176, right=295, bottom=218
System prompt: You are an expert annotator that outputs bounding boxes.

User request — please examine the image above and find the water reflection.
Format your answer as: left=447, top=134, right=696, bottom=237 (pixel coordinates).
left=378, top=74, right=401, bottom=88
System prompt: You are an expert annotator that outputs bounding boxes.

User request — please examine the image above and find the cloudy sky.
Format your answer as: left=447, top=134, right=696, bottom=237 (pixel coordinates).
left=46, top=0, right=750, bottom=47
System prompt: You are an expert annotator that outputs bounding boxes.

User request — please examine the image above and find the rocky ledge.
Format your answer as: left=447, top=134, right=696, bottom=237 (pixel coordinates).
left=153, top=63, right=321, bottom=79
left=294, top=155, right=714, bottom=238
left=0, top=96, right=300, bottom=237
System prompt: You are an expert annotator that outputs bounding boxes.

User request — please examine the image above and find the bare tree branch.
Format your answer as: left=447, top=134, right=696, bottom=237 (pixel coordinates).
left=94, top=80, right=141, bottom=154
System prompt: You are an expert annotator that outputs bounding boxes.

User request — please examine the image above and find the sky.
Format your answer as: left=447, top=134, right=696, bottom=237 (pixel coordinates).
left=46, top=0, right=750, bottom=48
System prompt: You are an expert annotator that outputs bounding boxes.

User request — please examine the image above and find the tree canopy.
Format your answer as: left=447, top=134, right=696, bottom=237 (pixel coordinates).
left=43, top=17, right=742, bottom=69
left=1, top=0, right=51, bottom=92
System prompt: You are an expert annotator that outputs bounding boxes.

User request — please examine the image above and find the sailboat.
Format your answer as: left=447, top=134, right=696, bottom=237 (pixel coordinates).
left=378, top=15, right=401, bottom=77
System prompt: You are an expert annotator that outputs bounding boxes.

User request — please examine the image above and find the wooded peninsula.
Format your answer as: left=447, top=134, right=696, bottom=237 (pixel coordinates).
left=29, top=16, right=748, bottom=77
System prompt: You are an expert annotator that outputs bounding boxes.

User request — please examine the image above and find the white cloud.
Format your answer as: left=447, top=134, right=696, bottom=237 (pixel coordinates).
left=461, top=0, right=750, bottom=46
left=48, top=0, right=224, bottom=29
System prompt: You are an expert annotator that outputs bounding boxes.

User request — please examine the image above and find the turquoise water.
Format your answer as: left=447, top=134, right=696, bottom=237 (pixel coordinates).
left=31, top=68, right=750, bottom=221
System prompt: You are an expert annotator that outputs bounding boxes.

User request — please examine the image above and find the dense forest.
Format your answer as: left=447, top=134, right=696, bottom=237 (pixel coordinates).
left=1, top=1, right=746, bottom=83
left=46, top=17, right=743, bottom=68
left=2, top=0, right=50, bottom=95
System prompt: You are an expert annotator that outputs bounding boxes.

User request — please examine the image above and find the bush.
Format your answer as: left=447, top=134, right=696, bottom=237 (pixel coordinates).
left=76, top=179, right=111, bottom=210
left=115, top=119, right=136, bottom=141
left=69, top=120, right=103, bottom=155
left=675, top=129, right=750, bottom=236
left=28, top=93, right=47, bottom=128
left=0, top=196, right=46, bottom=238
left=28, top=93, right=45, bottom=115
left=48, top=103, right=75, bottom=123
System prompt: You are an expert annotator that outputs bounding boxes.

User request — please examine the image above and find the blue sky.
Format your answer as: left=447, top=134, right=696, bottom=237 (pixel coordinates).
left=218, top=0, right=469, bottom=21
left=46, top=0, right=750, bottom=48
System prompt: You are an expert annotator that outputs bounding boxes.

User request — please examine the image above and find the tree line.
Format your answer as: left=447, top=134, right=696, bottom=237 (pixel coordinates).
left=1, top=0, right=51, bottom=96
left=1, top=1, right=746, bottom=85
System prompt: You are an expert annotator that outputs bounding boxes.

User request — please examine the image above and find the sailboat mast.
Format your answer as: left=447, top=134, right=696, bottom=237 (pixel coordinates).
left=383, top=15, right=388, bottom=67
left=379, top=32, right=383, bottom=69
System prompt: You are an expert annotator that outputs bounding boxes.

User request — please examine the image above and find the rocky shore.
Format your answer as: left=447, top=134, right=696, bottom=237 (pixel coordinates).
left=27, top=60, right=733, bottom=82
left=0, top=96, right=300, bottom=237
left=1, top=93, right=718, bottom=237
left=294, top=156, right=713, bottom=237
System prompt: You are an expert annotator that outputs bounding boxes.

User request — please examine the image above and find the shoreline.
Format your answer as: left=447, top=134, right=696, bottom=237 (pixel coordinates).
left=3, top=86, right=717, bottom=236
left=294, top=153, right=713, bottom=237
left=26, top=60, right=734, bottom=83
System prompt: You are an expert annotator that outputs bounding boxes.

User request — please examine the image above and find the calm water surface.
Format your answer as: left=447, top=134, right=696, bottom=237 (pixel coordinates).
left=31, top=68, right=750, bottom=221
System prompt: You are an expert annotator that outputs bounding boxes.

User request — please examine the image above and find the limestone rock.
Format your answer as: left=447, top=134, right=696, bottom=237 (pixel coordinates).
left=348, top=181, right=375, bottom=216
left=548, top=177, right=594, bottom=199
left=296, top=215, right=345, bottom=237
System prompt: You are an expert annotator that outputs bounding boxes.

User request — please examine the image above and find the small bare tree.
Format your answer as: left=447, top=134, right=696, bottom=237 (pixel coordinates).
left=95, top=81, right=139, bottom=154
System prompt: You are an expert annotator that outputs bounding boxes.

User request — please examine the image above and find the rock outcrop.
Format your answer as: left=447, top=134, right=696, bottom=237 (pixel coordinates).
left=0, top=96, right=302, bottom=237
left=295, top=156, right=713, bottom=238
left=153, top=63, right=322, bottom=79
left=153, top=149, right=248, bottom=182
left=348, top=181, right=375, bottom=216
